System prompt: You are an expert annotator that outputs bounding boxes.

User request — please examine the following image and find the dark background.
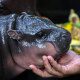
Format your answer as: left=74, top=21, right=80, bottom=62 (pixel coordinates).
left=37, top=0, right=80, bottom=23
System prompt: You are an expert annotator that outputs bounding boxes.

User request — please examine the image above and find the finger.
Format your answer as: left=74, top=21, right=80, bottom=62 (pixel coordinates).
left=47, top=56, right=65, bottom=73
left=49, top=68, right=64, bottom=77
left=29, top=65, right=53, bottom=78
left=29, top=65, right=43, bottom=75
left=42, top=56, right=52, bottom=73
left=43, top=56, right=63, bottom=77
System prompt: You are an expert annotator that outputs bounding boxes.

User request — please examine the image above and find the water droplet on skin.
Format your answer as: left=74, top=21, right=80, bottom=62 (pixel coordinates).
left=36, top=43, right=46, bottom=48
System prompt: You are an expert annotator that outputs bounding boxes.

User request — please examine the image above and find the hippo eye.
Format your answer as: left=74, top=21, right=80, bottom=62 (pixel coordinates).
left=36, top=32, right=45, bottom=39
left=35, top=29, right=53, bottom=39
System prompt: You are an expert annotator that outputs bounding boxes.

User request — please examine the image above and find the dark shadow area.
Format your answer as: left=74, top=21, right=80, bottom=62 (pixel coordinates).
left=37, top=0, right=80, bottom=23
left=12, top=70, right=80, bottom=80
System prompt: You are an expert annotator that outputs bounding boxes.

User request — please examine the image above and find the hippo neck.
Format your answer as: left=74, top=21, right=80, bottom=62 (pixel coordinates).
left=1, top=0, right=37, bottom=15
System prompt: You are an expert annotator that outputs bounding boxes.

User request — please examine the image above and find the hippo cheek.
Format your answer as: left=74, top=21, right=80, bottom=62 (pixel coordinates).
left=11, top=53, right=32, bottom=69
left=11, top=51, right=43, bottom=70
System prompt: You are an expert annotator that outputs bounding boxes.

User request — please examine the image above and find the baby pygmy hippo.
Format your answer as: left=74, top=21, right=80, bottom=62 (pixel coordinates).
left=0, top=12, right=71, bottom=80
left=0, top=0, right=71, bottom=80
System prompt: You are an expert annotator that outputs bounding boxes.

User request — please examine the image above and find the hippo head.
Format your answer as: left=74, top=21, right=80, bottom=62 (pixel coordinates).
left=7, top=30, right=57, bottom=68
left=7, top=27, right=71, bottom=70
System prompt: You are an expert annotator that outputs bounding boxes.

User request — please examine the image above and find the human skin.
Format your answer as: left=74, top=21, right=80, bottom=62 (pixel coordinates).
left=30, top=50, right=80, bottom=78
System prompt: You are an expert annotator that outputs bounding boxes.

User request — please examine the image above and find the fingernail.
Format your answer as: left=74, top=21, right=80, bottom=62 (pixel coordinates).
left=43, top=56, right=47, bottom=60
left=48, top=56, right=52, bottom=60
left=29, top=65, right=35, bottom=69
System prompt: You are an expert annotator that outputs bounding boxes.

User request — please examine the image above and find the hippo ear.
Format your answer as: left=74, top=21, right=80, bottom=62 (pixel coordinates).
left=7, top=30, right=21, bottom=40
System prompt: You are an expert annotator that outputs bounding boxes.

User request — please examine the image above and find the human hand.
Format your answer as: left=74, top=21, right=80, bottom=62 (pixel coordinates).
left=29, top=50, right=80, bottom=78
